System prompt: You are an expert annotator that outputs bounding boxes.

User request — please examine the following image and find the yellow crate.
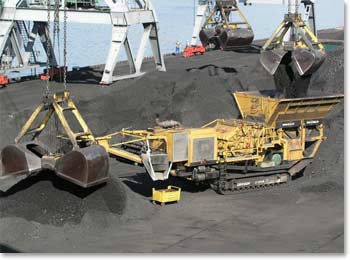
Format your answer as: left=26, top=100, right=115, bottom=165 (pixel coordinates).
left=152, top=186, right=181, bottom=205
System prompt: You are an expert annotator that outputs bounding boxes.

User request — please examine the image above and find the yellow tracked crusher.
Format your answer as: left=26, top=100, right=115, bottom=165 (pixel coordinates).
left=96, top=90, right=343, bottom=194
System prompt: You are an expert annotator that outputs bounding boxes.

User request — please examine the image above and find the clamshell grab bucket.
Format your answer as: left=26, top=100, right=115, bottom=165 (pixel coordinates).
left=260, top=47, right=326, bottom=76
left=0, top=143, right=109, bottom=191
left=55, top=145, right=109, bottom=188
left=0, top=91, right=110, bottom=192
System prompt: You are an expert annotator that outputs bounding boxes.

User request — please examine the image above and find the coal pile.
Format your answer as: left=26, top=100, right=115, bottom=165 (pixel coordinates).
left=0, top=29, right=344, bottom=231
left=309, top=45, right=344, bottom=95
left=0, top=168, right=155, bottom=227
left=78, top=66, right=242, bottom=136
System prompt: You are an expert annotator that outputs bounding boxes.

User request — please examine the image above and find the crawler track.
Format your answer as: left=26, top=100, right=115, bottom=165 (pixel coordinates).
left=210, top=172, right=290, bottom=195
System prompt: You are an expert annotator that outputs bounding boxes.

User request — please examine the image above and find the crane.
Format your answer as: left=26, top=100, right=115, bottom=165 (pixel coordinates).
left=0, top=0, right=165, bottom=85
left=0, top=0, right=109, bottom=192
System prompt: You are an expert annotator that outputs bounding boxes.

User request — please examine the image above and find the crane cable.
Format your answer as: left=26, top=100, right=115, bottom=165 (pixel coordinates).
left=53, top=0, right=61, bottom=83
left=63, top=0, right=67, bottom=90
left=45, top=0, right=67, bottom=94
left=45, top=0, right=51, bottom=95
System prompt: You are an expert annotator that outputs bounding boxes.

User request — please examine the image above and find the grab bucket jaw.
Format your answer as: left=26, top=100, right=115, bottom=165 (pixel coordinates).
left=200, top=28, right=254, bottom=50
left=0, top=143, right=109, bottom=192
left=223, top=28, right=254, bottom=50
left=292, top=48, right=326, bottom=76
left=55, top=145, right=109, bottom=188
left=0, top=143, right=42, bottom=192
left=260, top=47, right=326, bottom=77
left=260, top=48, right=288, bottom=76
left=199, top=28, right=218, bottom=48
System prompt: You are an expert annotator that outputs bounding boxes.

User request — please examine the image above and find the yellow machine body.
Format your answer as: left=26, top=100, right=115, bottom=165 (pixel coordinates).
left=97, top=90, right=343, bottom=193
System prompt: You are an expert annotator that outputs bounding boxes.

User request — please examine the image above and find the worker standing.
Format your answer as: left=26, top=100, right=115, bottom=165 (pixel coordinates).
left=175, top=41, right=182, bottom=55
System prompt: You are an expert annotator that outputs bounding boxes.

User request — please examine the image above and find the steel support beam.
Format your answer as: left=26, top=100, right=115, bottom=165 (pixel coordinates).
left=0, top=0, right=165, bottom=84
left=100, top=0, right=166, bottom=84
left=190, top=4, right=208, bottom=46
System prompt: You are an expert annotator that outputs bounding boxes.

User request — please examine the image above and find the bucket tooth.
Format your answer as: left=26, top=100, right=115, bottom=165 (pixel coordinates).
left=292, top=48, right=326, bottom=76
left=260, top=48, right=288, bottom=75
left=55, top=145, right=109, bottom=188
left=0, top=143, right=43, bottom=192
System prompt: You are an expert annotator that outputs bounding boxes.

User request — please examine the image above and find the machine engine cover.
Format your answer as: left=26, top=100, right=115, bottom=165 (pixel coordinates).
left=172, top=132, right=189, bottom=162
left=192, top=137, right=215, bottom=163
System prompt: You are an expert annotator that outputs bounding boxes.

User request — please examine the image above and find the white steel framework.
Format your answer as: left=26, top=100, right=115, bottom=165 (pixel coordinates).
left=0, top=0, right=166, bottom=84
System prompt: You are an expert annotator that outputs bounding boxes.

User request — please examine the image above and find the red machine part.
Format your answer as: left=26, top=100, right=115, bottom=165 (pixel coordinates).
left=183, top=45, right=206, bottom=58
left=40, top=66, right=67, bottom=81
left=0, top=75, right=9, bottom=86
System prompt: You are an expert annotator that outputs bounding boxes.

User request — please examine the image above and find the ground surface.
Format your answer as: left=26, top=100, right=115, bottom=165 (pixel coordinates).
left=0, top=28, right=344, bottom=253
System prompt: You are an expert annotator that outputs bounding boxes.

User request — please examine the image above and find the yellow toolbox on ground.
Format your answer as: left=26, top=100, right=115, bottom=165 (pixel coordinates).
left=152, top=186, right=181, bottom=205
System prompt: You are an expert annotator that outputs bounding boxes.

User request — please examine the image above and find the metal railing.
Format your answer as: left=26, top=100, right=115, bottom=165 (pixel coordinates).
left=14, top=0, right=149, bottom=11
